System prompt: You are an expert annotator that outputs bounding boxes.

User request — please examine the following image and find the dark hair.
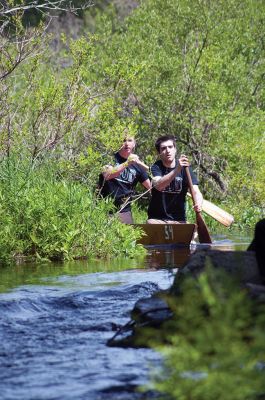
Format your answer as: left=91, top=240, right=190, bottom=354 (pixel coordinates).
left=155, top=135, right=176, bottom=152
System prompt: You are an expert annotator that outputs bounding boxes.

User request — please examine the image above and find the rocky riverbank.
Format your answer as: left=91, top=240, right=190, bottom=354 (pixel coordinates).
left=108, top=249, right=265, bottom=347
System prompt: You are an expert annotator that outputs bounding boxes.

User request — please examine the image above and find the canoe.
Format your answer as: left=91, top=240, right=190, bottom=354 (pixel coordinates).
left=135, top=223, right=196, bottom=248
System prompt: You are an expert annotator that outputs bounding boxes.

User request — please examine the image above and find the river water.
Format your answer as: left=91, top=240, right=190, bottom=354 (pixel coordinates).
left=0, top=234, right=251, bottom=400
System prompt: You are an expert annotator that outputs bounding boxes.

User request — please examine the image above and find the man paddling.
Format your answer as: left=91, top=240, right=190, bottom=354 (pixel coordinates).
left=147, top=135, right=203, bottom=224
left=98, top=135, right=151, bottom=224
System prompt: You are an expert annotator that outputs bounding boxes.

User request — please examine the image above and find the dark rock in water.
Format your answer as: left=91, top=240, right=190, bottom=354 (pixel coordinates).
left=108, top=249, right=264, bottom=348
left=171, top=249, right=265, bottom=302
left=107, top=319, right=138, bottom=348
left=131, top=295, right=173, bottom=324
left=107, top=294, right=172, bottom=348
left=172, top=249, right=262, bottom=294
left=245, top=283, right=265, bottom=302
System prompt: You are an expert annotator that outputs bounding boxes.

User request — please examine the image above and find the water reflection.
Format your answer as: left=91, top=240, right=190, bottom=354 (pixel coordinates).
left=0, top=258, right=142, bottom=294
left=145, top=247, right=192, bottom=269
left=0, top=233, right=251, bottom=293
left=143, top=232, right=251, bottom=270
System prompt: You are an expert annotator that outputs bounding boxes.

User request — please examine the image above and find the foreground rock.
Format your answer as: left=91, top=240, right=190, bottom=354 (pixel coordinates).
left=107, top=249, right=264, bottom=347
left=171, top=249, right=262, bottom=292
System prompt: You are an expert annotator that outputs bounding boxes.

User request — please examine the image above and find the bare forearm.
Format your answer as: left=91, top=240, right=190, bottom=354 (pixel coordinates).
left=103, top=154, right=148, bottom=180
left=194, top=191, right=203, bottom=207
left=153, top=165, right=181, bottom=191
left=102, top=161, right=129, bottom=180
left=191, top=186, right=203, bottom=211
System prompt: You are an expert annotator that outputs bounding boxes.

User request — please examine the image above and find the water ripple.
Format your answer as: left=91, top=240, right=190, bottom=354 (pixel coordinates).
left=0, top=269, right=173, bottom=400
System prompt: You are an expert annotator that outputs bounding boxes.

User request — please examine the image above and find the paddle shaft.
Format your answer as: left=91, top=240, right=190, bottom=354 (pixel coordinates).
left=185, top=167, right=212, bottom=244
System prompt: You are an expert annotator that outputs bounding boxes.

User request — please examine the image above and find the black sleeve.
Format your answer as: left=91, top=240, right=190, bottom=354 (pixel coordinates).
left=138, top=168, right=149, bottom=183
left=150, top=163, right=163, bottom=178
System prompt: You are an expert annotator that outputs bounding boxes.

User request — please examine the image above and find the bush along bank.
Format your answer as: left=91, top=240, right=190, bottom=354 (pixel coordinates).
left=0, top=158, right=145, bottom=265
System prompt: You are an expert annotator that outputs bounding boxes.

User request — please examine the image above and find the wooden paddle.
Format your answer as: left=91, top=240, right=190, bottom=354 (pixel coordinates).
left=185, top=167, right=212, bottom=244
left=187, top=193, right=234, bottom=227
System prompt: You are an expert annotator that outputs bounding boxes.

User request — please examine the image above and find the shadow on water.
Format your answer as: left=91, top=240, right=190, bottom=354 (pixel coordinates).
left=0, top=231, right=253, bottom=400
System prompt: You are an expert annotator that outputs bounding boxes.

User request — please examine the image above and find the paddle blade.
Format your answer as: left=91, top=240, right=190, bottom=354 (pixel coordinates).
left=196, top=212, right=212, bottom=244
left=187, top=193, right=234, bottom=227
left=202, top=199, right=234, bottom=227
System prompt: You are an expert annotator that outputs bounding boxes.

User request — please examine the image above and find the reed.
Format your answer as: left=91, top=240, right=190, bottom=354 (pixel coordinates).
left=0, top=157, right=145, bottom=265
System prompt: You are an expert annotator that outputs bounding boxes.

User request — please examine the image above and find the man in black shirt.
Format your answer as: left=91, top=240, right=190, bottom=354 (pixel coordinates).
left=99, top=136, right=151, bottom=223
left=147, top=135, right=203, bottom=223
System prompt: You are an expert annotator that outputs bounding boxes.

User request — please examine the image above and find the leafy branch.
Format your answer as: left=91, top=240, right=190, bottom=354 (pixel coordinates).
left=0, top=1, right=92, bottom=17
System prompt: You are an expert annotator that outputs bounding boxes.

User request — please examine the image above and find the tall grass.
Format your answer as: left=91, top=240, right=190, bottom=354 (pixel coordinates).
left=0, top=156, right=145, bottom=264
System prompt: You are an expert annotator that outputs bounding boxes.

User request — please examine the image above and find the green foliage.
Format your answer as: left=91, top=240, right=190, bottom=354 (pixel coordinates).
left=0, top=157, right=145, bottom=264
left=1, top=0, right=264, bottom=265
left=144, top=265, right=265, bottom=400
left=90, top=0, right=265, bottom=225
